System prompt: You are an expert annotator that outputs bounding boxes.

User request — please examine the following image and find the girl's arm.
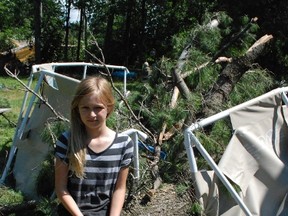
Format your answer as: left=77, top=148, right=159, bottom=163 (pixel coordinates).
left=55, top=157, right=83, bottom=216
left=109, top=167, right=130, bottom=216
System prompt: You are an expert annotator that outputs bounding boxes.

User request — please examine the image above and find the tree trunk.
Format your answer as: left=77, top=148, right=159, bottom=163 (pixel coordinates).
left=104, top=0, right=116, bottom=61
left=76, top=7, right=84, bottom=61
left=84, top=9, right=88, bottom=61
left=64, top=0, right=72, bottom=61
left=139, top=0, right=147, bottom=62
left=34, top=0, right=42, bottom=63
left=123, top=0, right=135, bottom=65
left=202, top=34, right=273, bottom=117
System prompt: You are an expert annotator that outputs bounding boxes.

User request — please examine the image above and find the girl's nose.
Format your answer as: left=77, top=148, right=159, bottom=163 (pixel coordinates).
left=89, top=109, right=97, bottom=117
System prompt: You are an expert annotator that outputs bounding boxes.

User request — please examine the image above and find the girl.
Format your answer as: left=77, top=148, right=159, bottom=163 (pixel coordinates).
left=55, top=76, right=134, bottom=216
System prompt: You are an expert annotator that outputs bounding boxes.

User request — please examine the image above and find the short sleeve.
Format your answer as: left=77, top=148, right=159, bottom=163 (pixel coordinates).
left=121, top=136, right=134, bottom=168
left=55, top=131, right=70, bottom=164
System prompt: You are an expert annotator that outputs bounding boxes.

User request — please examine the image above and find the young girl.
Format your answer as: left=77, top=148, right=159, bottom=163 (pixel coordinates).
left=55, top=76, right=134, bottom=216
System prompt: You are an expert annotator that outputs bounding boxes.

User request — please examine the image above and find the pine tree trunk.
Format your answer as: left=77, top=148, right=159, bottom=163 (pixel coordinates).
left=202, top=34, right=273, bottom=117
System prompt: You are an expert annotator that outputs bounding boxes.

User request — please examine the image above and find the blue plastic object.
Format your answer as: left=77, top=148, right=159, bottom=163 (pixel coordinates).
left=112, top=70, right=137, bottom=79
left=138, top=141, right=167, bottom=160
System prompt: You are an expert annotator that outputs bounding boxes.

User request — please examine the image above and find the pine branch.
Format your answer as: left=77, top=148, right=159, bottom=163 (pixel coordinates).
left=211, top=17, right=258, bottom=62
left=202, top=34, right=273, bottom=117
left=181, top=17, right=258, bottom=79
left=0, top=200, right=37, bottom=215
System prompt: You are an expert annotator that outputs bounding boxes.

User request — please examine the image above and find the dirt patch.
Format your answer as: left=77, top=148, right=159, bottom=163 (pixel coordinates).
left=123, top=183, right=192, bottom=216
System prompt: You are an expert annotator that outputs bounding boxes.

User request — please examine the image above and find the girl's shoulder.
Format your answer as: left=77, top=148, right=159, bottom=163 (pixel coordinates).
left=61, top=130, right=71, bottom=139
left=115, top=132, right=132, bottom=142
left=113, top=132, right=134, bottom=150
left=56, top=130, right=71, bottom=147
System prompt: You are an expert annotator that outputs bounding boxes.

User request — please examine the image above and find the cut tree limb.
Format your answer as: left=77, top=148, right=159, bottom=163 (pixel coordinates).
left=202, top=34, right=273, bottom=117
left=151, top=45, right=193, bottom=192
left=181, top=17, right=258, bottom=79
left=158, top=44, right=192, bottom=146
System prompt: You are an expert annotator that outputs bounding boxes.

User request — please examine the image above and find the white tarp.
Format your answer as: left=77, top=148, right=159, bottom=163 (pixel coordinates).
left=13, top=74, right=79, bottom=198
left=218, top=91, right=288, bottom=215
left=191, top=89, right=288, bottom=215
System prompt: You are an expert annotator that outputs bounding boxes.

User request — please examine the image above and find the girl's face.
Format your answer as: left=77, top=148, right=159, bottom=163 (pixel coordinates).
left=78, top=91, right=108, bottom=131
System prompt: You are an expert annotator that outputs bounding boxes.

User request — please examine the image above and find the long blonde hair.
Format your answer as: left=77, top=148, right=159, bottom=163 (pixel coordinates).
left=68, top=76, right=115, bottom=178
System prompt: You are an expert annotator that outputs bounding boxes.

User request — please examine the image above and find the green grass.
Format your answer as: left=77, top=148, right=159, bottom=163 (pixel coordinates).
left=0, top=76, right=29, bottom=150
left=0, top=76, right=56, bottom=214
left=0, top=76, right=29, bottom=112
left=0, top=76, right=28, bottom=211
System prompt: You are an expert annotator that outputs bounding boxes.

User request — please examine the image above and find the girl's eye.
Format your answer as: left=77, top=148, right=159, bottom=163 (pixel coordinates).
left=94, top=106, right=103, bottom=111
left=79, top=106, right=89, bottom=111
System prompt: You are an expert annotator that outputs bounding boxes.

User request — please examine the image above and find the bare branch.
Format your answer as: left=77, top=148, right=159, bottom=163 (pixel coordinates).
left=0, top=112, right=16, bottom=127
left=4, top=65, right=69, bottom=123
left=88, top=32, right=106, bottom=63
left=85, top=39, right=156, bottom=142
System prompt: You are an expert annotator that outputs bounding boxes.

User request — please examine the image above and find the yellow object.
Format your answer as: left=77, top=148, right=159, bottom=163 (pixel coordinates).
left=15, top=46, right=35, bottom=63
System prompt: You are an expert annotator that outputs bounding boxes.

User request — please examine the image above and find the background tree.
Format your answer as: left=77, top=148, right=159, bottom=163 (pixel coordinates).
left=64, top=0, right=72, bottom=61
left=40, top=0, right=65, bottom=62
left=0, top=0, right=33, bottom=52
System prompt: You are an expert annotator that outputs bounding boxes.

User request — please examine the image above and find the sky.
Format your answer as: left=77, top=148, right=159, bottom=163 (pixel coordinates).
left=70, top=7, right=80, bottom=23
left=59, top=0, right=80, bottom=23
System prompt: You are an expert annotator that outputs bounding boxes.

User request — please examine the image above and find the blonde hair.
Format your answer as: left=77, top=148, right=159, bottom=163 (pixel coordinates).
left=68, top=76, right=115, bottom=178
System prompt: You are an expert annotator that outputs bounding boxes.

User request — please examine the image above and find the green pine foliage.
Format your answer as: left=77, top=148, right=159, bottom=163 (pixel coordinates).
left=0, top=187, right=23, bottom=205
left=34, top=198, right=58, bottom=216
left=41, top=120, right=70, bottom=147
left=124, top=10, right=276, bottom=184
left=229, top=68, right=274, bottom=106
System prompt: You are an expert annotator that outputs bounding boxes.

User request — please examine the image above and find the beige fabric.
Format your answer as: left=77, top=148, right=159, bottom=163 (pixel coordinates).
left=218, top=93, right=288, bottom=215
left=193, top=91, right=288, bottom=215
left=192, top=171, right=220, bottom=216
left=13, top=74, right=79, bottom=198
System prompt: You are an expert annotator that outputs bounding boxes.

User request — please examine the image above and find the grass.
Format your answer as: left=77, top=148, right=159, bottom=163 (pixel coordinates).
left=0, top=76, right=32, bottom=213
left=0, top=76, right=29, bottom=112
left=0, top=76, right=30, bottom=149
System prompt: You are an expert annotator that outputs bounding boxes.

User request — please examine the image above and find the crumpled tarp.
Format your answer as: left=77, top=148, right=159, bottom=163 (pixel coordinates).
left=194, top=90, right=288, bottom=215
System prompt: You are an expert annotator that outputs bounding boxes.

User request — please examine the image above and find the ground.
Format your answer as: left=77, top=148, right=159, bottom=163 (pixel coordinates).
left=122, top=183, right=193, bottom=216
left=0, top=183, right=194, bottom=215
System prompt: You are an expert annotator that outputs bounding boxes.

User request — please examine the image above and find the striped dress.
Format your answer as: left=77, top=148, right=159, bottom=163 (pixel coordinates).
left=55, top=131, right=134, bottom=215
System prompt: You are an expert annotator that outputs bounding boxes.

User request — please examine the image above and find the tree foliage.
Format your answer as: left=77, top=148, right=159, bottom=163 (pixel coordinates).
left=0, top=0, right=287, bottom=78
